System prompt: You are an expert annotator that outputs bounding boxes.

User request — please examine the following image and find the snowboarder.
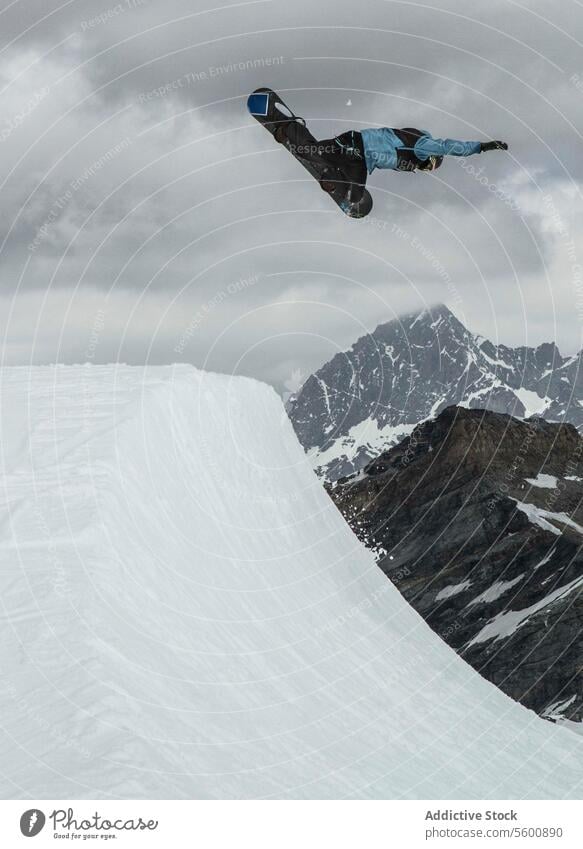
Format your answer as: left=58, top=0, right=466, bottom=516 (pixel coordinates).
left=274, top=120, right=508, bottom=200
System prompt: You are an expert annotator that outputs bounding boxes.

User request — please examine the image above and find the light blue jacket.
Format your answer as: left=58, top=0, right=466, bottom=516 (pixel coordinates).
left=360, top=128, right=482, bottom=173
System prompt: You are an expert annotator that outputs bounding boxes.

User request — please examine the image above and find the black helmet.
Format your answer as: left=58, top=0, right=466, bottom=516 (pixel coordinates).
left=419, top=155, right=443, bottom=171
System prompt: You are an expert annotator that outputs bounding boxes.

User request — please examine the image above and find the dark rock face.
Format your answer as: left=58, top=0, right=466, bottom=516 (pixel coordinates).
left=288, top=304, right=583, bottom=481
left=329, top=406, right=583, bottom=725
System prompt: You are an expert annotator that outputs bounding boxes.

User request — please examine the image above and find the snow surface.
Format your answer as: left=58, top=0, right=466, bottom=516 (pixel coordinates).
left=1, top=365, right=583, bottom=800
left=308, top=419, right=416, bottom=471
left=457, top=379, right=506, bottom=410
left=435, top=580, right=472, bottom=601
left=533, top=549, right=556, bottom=571
left=467, top=575, right=583, bottom=648
left=513, top=499, right=583, bottom=536
left=561, top=720, right=583, bottom=737
left=514, top=387, right=551, bottom=417
left=542, top=696, right=577, bottom=722
left=467, top=574, right=524, bottom=606
left=479, top=349, right=513, bottom=369
left=525, top=473, right=558, bottom=489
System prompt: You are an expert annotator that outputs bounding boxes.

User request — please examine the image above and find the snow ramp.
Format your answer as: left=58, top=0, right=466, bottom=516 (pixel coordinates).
left=0, top=365, right=582, bottom=799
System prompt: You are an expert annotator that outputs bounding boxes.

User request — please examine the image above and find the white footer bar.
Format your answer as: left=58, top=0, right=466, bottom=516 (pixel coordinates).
left=1, top=800, right=581, bottom=848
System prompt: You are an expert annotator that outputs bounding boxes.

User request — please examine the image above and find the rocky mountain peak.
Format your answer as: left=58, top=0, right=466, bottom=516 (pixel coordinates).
left=288, top=305, right=583, bottom=481
left=364, top=405, right=580, bottom=480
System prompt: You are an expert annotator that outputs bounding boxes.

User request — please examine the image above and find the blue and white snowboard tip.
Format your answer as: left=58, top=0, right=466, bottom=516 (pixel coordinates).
left=247, top=92, right=270, bottom=116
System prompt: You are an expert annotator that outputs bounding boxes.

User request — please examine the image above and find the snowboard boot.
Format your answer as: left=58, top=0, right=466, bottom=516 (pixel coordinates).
left=273, top=122, right=289, bottom=143
left=319, top=167, right=344, bottom=194
left=273, top=116, right=306, bottom=144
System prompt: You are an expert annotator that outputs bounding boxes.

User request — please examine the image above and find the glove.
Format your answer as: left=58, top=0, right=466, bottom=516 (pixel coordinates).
left=480, top=141, right=508, bottom=152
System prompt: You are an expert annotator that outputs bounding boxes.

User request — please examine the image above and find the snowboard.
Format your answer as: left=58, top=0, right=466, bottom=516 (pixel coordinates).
left=247, top=88, right=373, bottom=219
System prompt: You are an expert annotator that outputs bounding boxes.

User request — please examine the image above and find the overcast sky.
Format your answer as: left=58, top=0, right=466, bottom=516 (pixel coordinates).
left=1, top=0, right=583, bottom=390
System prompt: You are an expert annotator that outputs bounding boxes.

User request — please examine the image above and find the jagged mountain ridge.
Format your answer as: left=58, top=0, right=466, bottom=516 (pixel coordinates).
left=288, top=304, right=583, bottom=481
left=329, top=406, right=583, bottom=726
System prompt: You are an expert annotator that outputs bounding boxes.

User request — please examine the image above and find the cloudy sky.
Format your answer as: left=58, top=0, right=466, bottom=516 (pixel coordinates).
left=1, top=0, right=583, bottom=390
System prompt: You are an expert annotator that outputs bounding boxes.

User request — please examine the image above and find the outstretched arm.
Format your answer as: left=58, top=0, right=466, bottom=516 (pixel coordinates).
left=415, top=135, right=508, bottom=159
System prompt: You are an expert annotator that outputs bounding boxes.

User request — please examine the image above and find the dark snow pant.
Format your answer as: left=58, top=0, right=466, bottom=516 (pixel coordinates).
left=284, top=124, right=368, bottom=201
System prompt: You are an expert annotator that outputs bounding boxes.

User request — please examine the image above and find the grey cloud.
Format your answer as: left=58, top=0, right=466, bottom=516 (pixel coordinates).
left=0, top=0, right=582, bottom=385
